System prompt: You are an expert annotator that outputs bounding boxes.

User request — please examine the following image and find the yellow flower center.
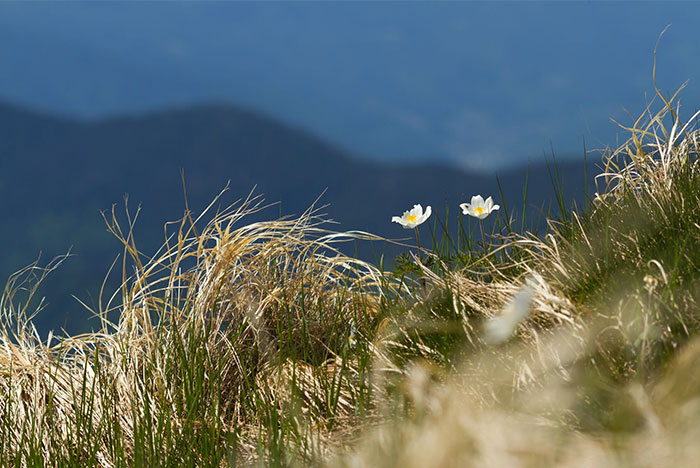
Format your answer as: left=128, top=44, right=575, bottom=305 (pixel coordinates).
left=475, top=207, right=484, bottom=214
left=406, top=215, right=417, bottom=222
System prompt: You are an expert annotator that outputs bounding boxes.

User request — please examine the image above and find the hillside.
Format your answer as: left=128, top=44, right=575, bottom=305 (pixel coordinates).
left=0, top=101, right=593, bottom=334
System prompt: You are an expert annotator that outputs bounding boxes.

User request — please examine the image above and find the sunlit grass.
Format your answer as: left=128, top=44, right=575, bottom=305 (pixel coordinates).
left=2, top=82, right=700, bottom=467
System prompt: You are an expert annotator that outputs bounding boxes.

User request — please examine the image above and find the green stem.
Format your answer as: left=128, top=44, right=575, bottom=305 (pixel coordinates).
left=414, top=227, right=426, bottom=292
left=479, top=219, right=486, bottom=252
left=414, top=227, right=422, bottom=263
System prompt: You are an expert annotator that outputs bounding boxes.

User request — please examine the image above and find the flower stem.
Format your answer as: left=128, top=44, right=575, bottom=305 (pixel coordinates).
left=414, top=227, right=426, bottom=293
left=414, top=227, right=422, bottom=263
left=479, top=219, right=486, bottom=252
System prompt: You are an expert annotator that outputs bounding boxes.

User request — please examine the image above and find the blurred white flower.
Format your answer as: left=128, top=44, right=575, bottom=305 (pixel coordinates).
left=484, top=276, right=536, bottom=344
left=460, top=195, right=500, bottom=220
left=348, top=320, right=357, bottom=348
left=392, top=204, right=432, bottom=229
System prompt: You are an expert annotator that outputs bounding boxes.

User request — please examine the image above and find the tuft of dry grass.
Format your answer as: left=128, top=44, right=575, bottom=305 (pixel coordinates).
left=327, top=87, right=700, bottom=466
left=0, top=191, right=395, bottom=466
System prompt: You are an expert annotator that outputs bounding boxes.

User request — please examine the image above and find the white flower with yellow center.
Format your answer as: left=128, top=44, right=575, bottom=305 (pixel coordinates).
left=484, top=275, right=537, bottom=344
left=460, top=195, right=500, bottom=220
left=392, top=204, right=432, bottom=229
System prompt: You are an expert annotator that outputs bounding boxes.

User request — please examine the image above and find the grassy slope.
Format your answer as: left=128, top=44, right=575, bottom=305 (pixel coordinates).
left=1, top=91, right=700, bottom=467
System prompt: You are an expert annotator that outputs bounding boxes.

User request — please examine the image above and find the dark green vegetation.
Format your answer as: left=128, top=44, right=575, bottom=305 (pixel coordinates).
left=0, top=101, right=593, bottom=335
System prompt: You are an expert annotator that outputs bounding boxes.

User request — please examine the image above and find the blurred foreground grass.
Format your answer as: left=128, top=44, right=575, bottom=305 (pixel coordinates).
left=2, top=88, right=700, bottom=467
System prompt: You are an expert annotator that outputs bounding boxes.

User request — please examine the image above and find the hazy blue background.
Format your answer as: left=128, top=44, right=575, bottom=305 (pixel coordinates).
left=0, top=2, right=698, bottom=170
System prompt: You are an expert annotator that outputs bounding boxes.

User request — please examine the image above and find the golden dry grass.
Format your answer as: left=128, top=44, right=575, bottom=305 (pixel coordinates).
left=327, top=88, right=700, bottom=467
left=0, top=191, right=395, bottom=466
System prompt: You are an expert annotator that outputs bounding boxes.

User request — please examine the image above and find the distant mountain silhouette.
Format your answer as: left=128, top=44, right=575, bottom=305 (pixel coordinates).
left=0, top=101, right=597, bottom=335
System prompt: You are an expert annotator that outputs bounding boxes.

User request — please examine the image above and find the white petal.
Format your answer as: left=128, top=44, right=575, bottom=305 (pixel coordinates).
left=421, top=206, right=432, bottom=223
left=391, top=216, right=403, bottom=224
left=485, top=197, right=493, bottom=209
left=484, top=315, right=519, bottom=344
left=485, top=281, right=534, bottom=344
left=491, top=204, right=500, bottom=212
left=459, top=203, right=469, bottom=214
left=471, top=195, right=484, bottom=206
left=411, top=204, right=423, bottom=217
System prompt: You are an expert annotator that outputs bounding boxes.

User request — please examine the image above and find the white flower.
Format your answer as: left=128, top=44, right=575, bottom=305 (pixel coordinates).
left=392, top=204, right=432, bottom=229
left=484, top=276, right=536, bottom=344
left=348, top=320, right=357, bottom=348
left=460, top=195, right=500, bottom=220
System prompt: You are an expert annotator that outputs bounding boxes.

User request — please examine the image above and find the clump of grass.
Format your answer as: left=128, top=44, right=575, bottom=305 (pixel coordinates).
left=328, top=85, right=700, bottom=466
left=0, top=191, right=396, bottom=466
